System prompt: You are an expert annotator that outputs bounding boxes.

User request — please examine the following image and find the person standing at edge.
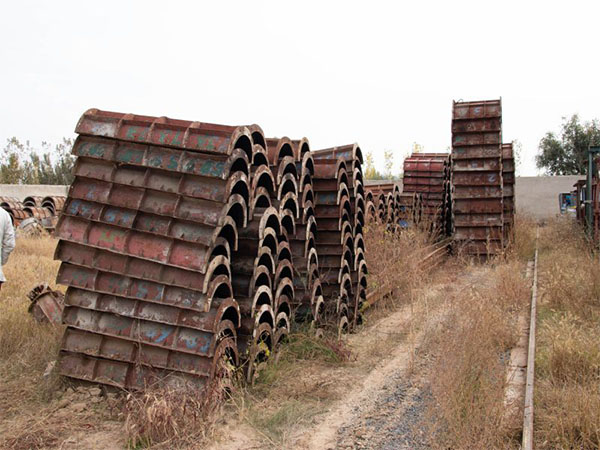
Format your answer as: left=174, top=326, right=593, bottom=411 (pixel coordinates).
left=0, top=207, right=16, bottom=292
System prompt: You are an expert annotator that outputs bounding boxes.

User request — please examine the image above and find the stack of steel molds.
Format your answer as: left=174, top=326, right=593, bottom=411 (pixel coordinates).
left=313, top=145, right=366, bottom=329
left=501, top=143, right=515, bottom=245
left=364, top=181, right=398, bottom=226
left=42, top=196, right=66, bottom=216
left=1, top=195, right=65, bottom=230
left=23, top=196, right=44, bottom=208
left=364, top=181, right=422, bottom=232
left=267, top=138, right=321, bottom=330
left=312, top=156, right=353, bottom=334
left=402, top=153, right=451, bottom=235
left=52, top=108, right=379, bottom=390
left=451, top=99, right=504, bottom=257
left=0, top=197, right=28, bottom=225
left=54, top=109, right=255, bottom=389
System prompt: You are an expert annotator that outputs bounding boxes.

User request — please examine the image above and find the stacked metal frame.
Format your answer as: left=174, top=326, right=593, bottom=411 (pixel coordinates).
left=312, top=157, right=353, bottom=335
left=402, top=153, right=450, bottom=235
left=502, top=143, right=515, bottom=245
left=313, top=145, right=366, bottom=329
left=53, top=108, right=256, bottom=390
left=451, top=99, right=504, bottom=257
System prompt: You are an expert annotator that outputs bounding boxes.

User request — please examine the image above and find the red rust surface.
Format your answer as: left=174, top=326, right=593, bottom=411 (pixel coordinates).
left=451, top=99, right=503, bottom=256
left=55, top=109, right=251, bottom=390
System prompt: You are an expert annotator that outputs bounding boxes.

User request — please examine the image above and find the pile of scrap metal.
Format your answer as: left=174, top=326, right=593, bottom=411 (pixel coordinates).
left=27, top=284, right=65, bottom=325
left=451, top=99, right=515, bottom=257
left=0, top=195, right=66, bottom=232
left=52, top=109, right=366, bottom=392
left=364, top=181, right=423, bottom=231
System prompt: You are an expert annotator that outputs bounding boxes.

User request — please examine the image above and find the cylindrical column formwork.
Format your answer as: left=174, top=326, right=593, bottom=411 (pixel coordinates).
left=53, top=109, right=261, bottom=391
left=451, top=100, right=504, bottom=257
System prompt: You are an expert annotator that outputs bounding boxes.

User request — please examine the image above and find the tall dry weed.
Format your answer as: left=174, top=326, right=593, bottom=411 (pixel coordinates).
left=535, top=218, right=600, bottom=449
left=124, top=381, right=226, bottom=448
left=0, top=235, right=63, bottom=414
left=422, top=217, right=533, bottom=449
left=364, top=222, right=434, bottom=309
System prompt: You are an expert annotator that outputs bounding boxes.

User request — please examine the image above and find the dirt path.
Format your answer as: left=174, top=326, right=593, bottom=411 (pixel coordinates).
left=208, top=267, right=471, bottom=450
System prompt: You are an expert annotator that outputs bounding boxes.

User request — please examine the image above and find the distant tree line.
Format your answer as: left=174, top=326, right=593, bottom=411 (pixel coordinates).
left=536, top=115, right=600, bottom=175
left=0, top=137, right=75, bottom=185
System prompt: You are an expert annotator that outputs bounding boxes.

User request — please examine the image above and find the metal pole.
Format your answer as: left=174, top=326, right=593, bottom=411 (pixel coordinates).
left=522, top=227, right=539, bottom=450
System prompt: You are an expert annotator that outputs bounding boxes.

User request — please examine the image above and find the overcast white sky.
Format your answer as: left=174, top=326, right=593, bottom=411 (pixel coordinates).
left=1, top=1, right=599, bottom=176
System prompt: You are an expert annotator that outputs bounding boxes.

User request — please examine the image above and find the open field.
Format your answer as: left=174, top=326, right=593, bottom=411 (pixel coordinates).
left=0, top=217, right=598, bottom=449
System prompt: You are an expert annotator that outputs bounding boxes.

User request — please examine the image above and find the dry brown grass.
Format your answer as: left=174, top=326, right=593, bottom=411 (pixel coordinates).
left=228, top=330, right=353, bottom=447
left=0, top=234, right=66, bottom=444
left=535, top=218, right=600, bottom=449
left=421, top=216, right=533, bottom=449
left=124, top=382, right=226, bottom=449
left=223, top=223, right=438, bottom=448
left=363, top=221, right=437, bottom=312
left=0, top=234, right=126, bottom=449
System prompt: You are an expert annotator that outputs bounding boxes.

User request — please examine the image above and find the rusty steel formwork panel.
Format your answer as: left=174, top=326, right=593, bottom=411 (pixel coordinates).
left=24, top=206, right=54, bottom=219
left=267, top=138, right=321, bottom=327
left=314, top=144, right=365, bottom=334
left=264, top=138, right=299, bottom=342
left=41, top=196, right=66, bottom=215
left=1, top=199, right=27, bottom=226
left=27, top=284, right=65, bottom=325
left=397, top=192, right=422, bottom=229
left=451, top=99, right=504, bottom=256
left=365, top=182, right=399, bottom=227
left=502, top=143, right=515, bottom=245
left=402, top=153, right=451, bottom=235
left=53, top=109, right=262, bottom=391
left=232, top=206, right=279, bottom=383
left=312, top=157, right=353, bottom=333
left=23, top=196, right=44, bottom=208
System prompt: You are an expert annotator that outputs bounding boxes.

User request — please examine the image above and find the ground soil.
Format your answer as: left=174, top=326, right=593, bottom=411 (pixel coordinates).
left=206, top=265, right=474, bottom=450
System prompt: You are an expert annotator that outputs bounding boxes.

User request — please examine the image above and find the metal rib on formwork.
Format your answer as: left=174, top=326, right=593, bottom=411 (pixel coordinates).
left=502, top=143, right=515, bottom=245
left=451, top=99, right=504, bottom=256
left=313, top=144, right=366, bottom=329
left=54, top=109, right=257, bottom=390
left=402, top=153, right=451, bottom=235
left=312, top=156, right=354, bottom=335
